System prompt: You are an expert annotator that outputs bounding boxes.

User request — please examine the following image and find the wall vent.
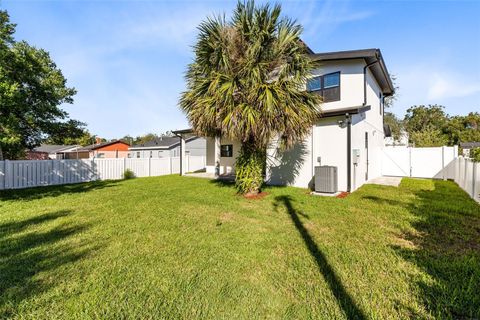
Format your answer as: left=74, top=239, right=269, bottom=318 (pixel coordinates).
left=314, top=166, right=338, bottom=193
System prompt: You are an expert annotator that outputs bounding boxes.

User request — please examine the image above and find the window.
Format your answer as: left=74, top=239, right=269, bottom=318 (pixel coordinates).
left=97, top=153, right=105, bottom=158
left=136, top=152, right=140, bottom=158
left=150, top=151, right=153, bottom=158
left=306, top=77, right=321, bottom=91
left=128, top=153, right=132, bottom=158
left=306, top=71, right=340, bottom=102
left=323, top=72, right=340, bottom=88
left=220, top=144, right=233, bottom=157
left=158, top=151, right=163, bottom=158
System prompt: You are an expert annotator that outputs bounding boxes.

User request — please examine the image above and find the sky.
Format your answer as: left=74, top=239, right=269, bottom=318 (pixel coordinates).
left=2, top=0, right=480, bottom=139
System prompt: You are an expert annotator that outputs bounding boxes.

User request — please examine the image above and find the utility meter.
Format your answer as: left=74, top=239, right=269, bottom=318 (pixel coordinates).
left=352, top=149, right=361, bottom=164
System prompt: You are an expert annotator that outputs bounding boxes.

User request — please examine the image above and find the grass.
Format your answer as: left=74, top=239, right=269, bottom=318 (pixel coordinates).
left=0, top=175, right=479, bottom=319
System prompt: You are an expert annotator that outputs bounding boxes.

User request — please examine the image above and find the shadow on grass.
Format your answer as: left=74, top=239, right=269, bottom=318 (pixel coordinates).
left=365, top=180, right=480, bottom=318
left=273, top=195, right=366, bottom=320
left=0, top=179, right=119, bottom=202
left=0, top=210, right=98, bottom=317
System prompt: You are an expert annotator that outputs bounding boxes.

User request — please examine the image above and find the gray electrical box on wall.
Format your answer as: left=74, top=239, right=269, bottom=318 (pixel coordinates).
left=314, top=166, right=338, bottom=193
left=352, top=149, right=360, bottom=164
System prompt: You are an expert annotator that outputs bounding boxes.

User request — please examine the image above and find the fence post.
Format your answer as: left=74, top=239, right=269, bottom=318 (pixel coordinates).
left=3, top=160, right=8, bottom=190
left=441, top=146, right=446, bottom=180
left=464, top=158, right=468, bottom=190
left=170, top=157, right=173, bottom=174
left=123, top=157, right=126, bottom=175
left=472, top=162, right=477, bottom=199
left=409, top=147, right=412, bottom=177
left=91, top=157, right=96, bottom=180
left=460, top=158, right=464, bottom=188
left=148, top=157, right=151, bottom=176
left=52, top=160, right=57, bottom=185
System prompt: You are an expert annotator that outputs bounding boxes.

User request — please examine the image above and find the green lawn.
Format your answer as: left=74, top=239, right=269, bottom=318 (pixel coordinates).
left=0, top=176, right=479, bottom=319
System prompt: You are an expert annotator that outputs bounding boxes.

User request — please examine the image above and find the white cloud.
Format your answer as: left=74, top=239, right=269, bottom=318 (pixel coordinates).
left=286, top=0, right=374, bottom=38
left=391, top=62, right=480, bottom=117
left=427, top=73, right=480, bottom=100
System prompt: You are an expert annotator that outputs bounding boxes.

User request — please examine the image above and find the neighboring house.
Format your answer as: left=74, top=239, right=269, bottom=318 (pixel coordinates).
left=68, top=140, right=131, bottom=159
left=194, top=48, right=395, bottom=193
left=459, top=142, right=480, bottom=157
left=27, top=144, right=80, bottom=160
left=128, top=136, right=206, bottom=158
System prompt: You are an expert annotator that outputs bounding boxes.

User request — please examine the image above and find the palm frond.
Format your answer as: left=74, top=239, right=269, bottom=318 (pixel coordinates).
left=179, top=0, right=322, bottom=148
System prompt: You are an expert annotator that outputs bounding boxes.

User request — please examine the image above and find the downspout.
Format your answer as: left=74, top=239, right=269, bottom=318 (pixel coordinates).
left=346, top=113, right=352, bottom=193
left=174, top=133, right=182, bottom=176
left=360, top=55, right=380, bottom=191
left=363, top=60, right=379, bottom=106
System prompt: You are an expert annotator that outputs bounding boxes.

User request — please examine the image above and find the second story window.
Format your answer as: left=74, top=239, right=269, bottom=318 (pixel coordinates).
left=307, top=71, right=340, bottom=102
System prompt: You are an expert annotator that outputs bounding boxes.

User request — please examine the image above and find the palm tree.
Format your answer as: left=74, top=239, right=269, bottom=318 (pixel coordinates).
left=180, top=0, right=321, bottom=195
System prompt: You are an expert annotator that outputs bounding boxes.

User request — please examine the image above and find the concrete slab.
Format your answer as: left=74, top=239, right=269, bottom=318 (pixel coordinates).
left=366, top=176, right=402, bottom=187
left=311, top=191, right=342, bottom=197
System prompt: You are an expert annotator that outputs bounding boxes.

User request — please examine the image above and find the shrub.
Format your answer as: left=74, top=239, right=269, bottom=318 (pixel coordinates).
left=123, top=169, right=135, bottom=179
left=470, top=147, right=480, bottom=162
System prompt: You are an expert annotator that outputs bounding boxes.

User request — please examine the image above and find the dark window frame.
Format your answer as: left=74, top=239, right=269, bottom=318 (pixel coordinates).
left=220, top=144, right=233, bottom=157
left=307, top=71, right=341, bottom=102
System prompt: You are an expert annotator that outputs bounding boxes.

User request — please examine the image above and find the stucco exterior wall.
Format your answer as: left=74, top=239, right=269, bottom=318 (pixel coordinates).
left=266, top=117, right=348, bottom=191
left=267, top=132, right=314, bottom=188
left=206, top=59, right=388, bottom=192
left=206, top=137, right=241, bottom=174
left=310, top=59, right=365, bottom=111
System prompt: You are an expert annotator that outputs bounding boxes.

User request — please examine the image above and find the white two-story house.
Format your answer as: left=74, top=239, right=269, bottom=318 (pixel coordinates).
left=178, top=48, right=395, bottom=193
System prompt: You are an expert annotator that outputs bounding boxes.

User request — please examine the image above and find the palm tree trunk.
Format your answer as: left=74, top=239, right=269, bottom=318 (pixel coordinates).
left=235, top=142, right=265, bottom=195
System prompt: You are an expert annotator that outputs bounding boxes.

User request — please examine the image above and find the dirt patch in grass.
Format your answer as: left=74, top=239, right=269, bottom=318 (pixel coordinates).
left=336, top=192, right=350, bottom=199
left=243, top=192, right=269, bottom=200
left=219, top=212, right=234, bottom=223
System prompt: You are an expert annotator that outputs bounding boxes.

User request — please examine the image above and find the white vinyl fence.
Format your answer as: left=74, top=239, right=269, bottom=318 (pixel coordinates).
left=0, top=155, right=206, bottom=190
left=382, top=145, right=479, bottom=203
left=382, top=146, right=458, bottom=179
left=441, top=157, right=480, bottom=203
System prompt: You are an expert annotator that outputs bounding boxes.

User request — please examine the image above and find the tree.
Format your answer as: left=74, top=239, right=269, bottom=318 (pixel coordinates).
left=384, top=74, right=399, bottom=109
left=470, top=147, right=480, bottom=162
left=403, top=105, right=449, bottom=147
left=0, top=10, right=82, bottom=159
left=46, top=127, right=95, bottom=146
left=134, top=133, right=159, bottom=145
left=180, top=1, right=321, bottom=194
left=442, top=113, right=480, bottom=146
left=384, top=112, right=403, bottom=143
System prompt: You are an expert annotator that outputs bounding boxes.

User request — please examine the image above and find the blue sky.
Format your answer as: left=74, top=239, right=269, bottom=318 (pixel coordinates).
left=3, top=0, right=480, bottom=139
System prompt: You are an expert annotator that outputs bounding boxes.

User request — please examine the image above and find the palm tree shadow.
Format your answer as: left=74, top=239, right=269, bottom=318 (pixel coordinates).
left=273, top=195, right=366, bottom=319
left=389, top=180, right=480, bottom=318
left=0, top=210, right=99, bottom=316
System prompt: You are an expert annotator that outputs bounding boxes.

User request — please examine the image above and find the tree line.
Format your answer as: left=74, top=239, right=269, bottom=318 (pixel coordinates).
left=384, top=105, right=480, bottom=147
